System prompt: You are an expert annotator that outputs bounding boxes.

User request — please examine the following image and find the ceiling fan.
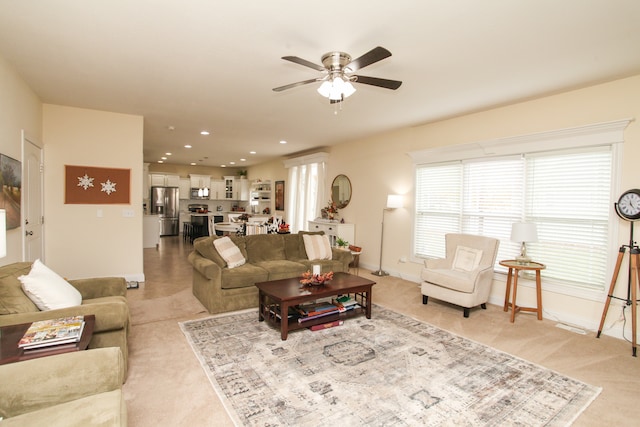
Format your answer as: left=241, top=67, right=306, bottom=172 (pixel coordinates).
left=273, top=46, right=402, bottom=103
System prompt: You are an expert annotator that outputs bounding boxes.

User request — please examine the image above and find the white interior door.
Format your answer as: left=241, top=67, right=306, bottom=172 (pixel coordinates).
left=22, top=132, right=44, bottom=262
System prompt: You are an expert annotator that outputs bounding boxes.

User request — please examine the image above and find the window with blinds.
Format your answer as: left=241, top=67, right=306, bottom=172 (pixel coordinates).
left=414, top=146, right=613, bottom=291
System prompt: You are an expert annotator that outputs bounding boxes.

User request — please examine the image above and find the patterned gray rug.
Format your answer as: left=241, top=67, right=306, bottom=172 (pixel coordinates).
left=180, top=306, right=600, bottom=426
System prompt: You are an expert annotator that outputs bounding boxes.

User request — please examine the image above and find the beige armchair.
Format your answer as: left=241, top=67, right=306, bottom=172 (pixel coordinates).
left=421, top=233, right=499, bottom=317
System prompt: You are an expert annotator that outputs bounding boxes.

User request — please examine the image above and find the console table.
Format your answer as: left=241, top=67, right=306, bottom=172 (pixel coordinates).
left=307, top=220, right=355, bottom=247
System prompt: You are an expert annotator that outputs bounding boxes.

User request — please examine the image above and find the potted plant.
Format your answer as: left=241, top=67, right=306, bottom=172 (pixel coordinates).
left=335, top=237, right=349, bottom=249
left=237, top=170, right=248, bottom=179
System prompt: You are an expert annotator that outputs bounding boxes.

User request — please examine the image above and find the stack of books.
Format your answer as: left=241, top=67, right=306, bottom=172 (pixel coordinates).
left=334, top=295, right=361, bottom=312
left=295, top=302, right=340, bottom=323
left=18, top=316, right=85, bottom=352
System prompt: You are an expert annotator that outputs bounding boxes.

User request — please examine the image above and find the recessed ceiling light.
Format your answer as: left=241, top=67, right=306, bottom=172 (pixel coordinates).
left=165, top=152, right=172, bottom=156
left=240, top=158, right=246, bottom=162
left=221, top=165, right=226, bottom=168
left=280, top=140, right=287, bottom=144
left=190, top=162, right=196, bottom=166
left=161, top=157, right=167, bottom=160
left=167, top=126, right=175, bottom=131
left=250, top=151, right=256, bottom=154
left=200, top=131, right=210, bottom=135
left=229, top=161, right=236, bottom=165
left=158, top=160, right=164, bottom=163
left=184, top=144, right=192, bottom=148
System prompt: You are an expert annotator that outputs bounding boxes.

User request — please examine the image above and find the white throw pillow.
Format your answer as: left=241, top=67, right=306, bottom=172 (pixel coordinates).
left=452, top=246, right=483, bottom=272
left=213, top=237, right=246, bottom=268
left=18, top=259, right=82, bottom=311
left=303, top=234, right=333, bottom=260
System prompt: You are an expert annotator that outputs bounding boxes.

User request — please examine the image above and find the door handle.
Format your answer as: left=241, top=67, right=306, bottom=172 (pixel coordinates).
left=26, top=230, right=33, bottom=236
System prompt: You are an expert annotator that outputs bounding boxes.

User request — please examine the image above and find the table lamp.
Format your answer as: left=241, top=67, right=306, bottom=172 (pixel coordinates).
left=510, top=222, right=537, bottom=264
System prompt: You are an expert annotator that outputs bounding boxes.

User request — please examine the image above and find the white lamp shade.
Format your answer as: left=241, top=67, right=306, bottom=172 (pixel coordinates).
left=0, top=209, right=6, bottom=258
left=386, top=194, right=403, bottom=209
left=510, top=222, right=538, bottom=243
left=317, top=80, right=331, bottom=97
left=342, top=81, right=356, bottom=98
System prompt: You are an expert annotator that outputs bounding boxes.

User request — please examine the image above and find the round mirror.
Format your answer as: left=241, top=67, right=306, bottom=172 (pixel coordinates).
left=331, top=174, right=352, bottom=209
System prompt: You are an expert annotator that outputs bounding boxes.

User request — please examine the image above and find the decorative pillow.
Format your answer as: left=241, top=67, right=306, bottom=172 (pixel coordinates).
left=213, top=236, right=246, bottom=268
left=303, top=234, right=333, bottom=260
left=452, top=246, right=483, bottom=272
left=18, top=259, right=82, bottom=311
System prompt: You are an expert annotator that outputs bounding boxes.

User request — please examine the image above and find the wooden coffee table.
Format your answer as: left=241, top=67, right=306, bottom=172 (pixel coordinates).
left=256, top=272, right=376, bottom=340
left=0, top=314, right=95, bottom=365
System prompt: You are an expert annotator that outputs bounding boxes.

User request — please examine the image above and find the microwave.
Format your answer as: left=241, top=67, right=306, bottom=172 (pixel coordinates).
left=190, top=188, right=209, bottom=199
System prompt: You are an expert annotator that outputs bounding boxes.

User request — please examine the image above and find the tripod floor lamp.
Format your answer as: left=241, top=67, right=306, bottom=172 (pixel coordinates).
left=372, top=194, right=403, bottom=277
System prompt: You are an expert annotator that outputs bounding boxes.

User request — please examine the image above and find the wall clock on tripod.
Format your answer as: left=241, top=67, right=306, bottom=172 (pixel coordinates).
left=597, top=189, right=640, bottom=356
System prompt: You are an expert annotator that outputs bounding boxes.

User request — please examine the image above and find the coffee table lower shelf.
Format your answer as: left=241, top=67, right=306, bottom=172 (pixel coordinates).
left=256, top=272, right=376, bottom=340
left=261, top=295, right=368, bottom=338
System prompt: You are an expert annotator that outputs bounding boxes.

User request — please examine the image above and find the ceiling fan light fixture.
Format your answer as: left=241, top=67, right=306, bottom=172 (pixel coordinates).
left=317, top=76, right=355, bottom=101
left=342, top=80, right=356, bottom=98
left=317, top=80, right=332, bottom=97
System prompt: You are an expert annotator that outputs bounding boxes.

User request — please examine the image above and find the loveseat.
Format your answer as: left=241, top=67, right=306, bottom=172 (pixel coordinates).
left=188, top=232, right=353, bottom=314
left=0, top=262, right=130, bottom=376
left=0, top=347, right=126, bottom=426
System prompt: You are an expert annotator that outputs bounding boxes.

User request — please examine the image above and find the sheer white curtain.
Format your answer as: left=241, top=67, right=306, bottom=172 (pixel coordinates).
left=284, top=153, right=328, bottom=233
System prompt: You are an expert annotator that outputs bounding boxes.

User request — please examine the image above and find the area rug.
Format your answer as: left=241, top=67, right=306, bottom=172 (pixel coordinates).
left=180, top=306, right=600, bottom=426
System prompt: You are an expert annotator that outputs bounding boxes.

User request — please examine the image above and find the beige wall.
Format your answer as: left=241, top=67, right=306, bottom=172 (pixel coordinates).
left=42, top=105, right=144, bottom=280
left=0, top=55, right=42, bottom=266
left=327, top=74, right=640, bottom=336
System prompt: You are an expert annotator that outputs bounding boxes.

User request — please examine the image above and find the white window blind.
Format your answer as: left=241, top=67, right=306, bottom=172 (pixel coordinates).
left=415, top=146, right=612, bottom=291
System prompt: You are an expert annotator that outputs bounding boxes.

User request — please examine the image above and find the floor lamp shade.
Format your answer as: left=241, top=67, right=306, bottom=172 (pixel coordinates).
left=0, top=210, right=6, bottom=258
left=386, top=194, right=403, bottom=209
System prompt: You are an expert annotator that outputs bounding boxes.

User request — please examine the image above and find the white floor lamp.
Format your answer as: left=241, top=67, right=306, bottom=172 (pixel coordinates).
left=372, top=195, right=403, bottom=277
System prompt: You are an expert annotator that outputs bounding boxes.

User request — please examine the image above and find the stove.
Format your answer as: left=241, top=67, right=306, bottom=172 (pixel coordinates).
left=188, top=203, right=209, bottom=213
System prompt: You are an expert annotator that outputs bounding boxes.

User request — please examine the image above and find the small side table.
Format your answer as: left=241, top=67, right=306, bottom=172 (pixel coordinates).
left=0, top=315, right=95, bottom=365
left=500, top=260, right=546, bottom=323
left=349, top=251, right=362, bottom=276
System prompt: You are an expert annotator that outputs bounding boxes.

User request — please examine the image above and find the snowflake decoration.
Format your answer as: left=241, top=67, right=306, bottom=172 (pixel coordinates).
left=77, top=174, right=94, bottom=190
left=101, top=179, right=117, bottom=195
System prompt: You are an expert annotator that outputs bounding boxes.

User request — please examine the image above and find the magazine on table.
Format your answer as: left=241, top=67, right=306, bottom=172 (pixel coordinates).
left=18, top=315, right=85, bottom=349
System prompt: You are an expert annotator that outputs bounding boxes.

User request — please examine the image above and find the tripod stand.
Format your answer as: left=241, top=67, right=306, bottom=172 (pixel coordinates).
left=597, top=220, right=640, bottom=356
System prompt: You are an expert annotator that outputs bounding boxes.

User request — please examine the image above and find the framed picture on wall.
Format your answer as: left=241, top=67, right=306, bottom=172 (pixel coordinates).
left=0, top=153, right=22, bottom=230
left=275, top=180, right=285, bottom=211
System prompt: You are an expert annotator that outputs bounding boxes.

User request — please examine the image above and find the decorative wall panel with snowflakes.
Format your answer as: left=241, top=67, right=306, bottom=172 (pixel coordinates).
left=65, top=165, right=130, bottom=204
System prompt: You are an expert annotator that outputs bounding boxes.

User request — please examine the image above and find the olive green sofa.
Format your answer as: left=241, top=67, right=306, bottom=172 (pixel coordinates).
left=0, top=262, right=130, bottom=377
left=188, top=232, right=353, bottom=314
left=0, top=347, right=126, bottom=426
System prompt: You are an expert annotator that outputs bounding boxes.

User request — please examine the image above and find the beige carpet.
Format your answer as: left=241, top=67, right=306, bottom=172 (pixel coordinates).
left=181, top=306, right=601, bottom=426
left=122, top=237, right=640, bottom=426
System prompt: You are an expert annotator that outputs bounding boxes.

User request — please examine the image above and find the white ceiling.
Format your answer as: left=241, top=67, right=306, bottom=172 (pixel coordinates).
left=1, top=1, right=639, bottom=168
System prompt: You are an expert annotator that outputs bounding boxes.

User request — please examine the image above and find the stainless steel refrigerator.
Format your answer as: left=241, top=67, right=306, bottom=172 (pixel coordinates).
left=150, top=186, right=180, bottom=236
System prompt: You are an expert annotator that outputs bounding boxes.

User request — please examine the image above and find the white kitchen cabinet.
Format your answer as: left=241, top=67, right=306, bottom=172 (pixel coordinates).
left=178, top=178, right=191, bottom=199
left=307, top=220, right=355, bottom=247
left=150, top=173, right=180, bottom=187
left=238, top=178, right=250, bottom=201
left=209, top=179, right=225, bottom=200
left=189, top=174, right=211, bottom=189
left=223, top=176, right=235, bottom=200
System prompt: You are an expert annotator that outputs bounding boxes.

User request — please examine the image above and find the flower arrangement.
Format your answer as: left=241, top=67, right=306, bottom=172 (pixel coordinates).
left=322, top=201, right=339, bottom=220
left=300, top=270, right=334, bottom=286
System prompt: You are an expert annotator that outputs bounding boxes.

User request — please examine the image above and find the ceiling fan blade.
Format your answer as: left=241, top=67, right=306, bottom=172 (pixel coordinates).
left=346, top=46, right=392, bottom=71
left=281, top=56, right=325, bottom=72
left=273, top=78, right=322, bottom=92
left=353, top=75, right=402, bottom=90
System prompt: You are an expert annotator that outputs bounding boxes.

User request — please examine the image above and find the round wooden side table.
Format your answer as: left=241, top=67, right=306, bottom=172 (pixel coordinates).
left=500, top=260, right=546, bottom=323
